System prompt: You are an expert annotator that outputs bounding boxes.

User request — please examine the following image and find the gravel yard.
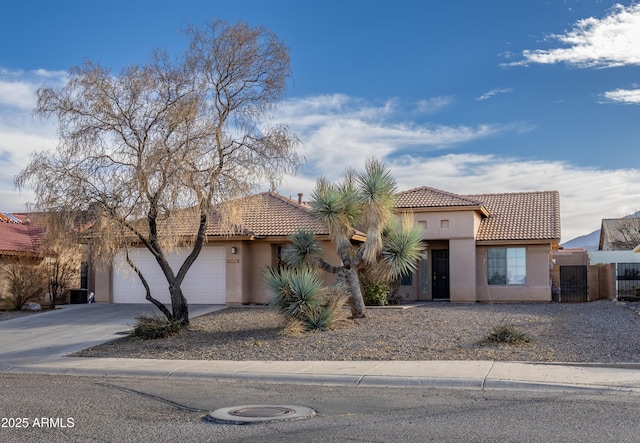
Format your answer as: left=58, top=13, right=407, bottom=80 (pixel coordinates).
left=72, top=300, right=640, bottom=363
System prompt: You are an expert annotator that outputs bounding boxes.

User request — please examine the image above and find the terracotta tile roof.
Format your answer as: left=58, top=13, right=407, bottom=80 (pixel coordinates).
left=396, top=187, right=485, bottom=208
left=0, top=213, right=44, bottom=256
left=463, top=191, right=561, bottom=242
left=396, top=188, right=560, bottom=242
left=206, top=192, right=329, bottom=237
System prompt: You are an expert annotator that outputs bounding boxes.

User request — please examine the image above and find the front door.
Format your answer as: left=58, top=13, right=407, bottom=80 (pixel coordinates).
left=432, top=250, right=450, bottom=300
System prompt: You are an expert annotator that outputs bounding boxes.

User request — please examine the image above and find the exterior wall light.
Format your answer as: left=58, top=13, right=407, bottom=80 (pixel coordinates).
left=230, top=247, right=237, bottom=254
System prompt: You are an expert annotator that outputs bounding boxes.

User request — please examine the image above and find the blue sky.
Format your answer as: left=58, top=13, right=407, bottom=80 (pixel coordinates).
left=1, top=1, right=640, bottom=242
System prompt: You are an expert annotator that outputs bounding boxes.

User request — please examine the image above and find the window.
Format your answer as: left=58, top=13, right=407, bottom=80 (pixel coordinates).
left=487, top=248, right=526, bottom=285
left=400, top=272, right=413, bottom=286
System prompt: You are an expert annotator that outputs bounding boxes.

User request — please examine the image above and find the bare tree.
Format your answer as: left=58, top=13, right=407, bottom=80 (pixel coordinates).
left=35, top=213, right=84, bottom=305
left=16, top=19, right=300, bottom=325
left=609, top=216, right=640, bottom=250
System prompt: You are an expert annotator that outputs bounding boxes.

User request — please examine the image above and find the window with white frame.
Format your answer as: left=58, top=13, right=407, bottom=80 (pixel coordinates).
left=487, top=247, right=526, bottom=285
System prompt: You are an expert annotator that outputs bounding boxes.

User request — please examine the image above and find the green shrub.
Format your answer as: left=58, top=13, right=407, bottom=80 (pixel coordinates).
left=131, top=312, right=183, bottom=339
left=486, top=323, right=530, bottom=344
left=363, top=280, right=389, bottom=306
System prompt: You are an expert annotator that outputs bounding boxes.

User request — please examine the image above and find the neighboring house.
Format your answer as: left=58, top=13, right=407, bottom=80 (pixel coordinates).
left=589, top=217, right=640, bottom=298
left=94, top=188, right=562, bottom=305
left=0, top=213, right=45, bottom=298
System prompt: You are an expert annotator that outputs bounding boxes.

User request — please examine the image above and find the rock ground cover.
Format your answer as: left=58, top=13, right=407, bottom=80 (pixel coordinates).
left=72, top=300, right=640, bottom=363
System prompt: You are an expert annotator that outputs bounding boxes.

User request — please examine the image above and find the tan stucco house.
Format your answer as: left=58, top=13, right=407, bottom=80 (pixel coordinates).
left=93, top=188, right=561, bottom=305
left=395, top=187, right=560, bottom=303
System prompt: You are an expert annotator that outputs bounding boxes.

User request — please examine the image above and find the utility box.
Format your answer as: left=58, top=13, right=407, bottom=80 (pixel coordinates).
left=69, top=289, right=89, bottom=304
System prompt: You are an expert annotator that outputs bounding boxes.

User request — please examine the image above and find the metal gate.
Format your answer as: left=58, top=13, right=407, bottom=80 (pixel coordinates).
left=559, top=266, right=588, bottom=302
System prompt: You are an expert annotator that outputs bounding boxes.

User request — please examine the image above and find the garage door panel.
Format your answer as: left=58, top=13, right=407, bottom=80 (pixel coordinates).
left=113, top=247, right=226, bottom=304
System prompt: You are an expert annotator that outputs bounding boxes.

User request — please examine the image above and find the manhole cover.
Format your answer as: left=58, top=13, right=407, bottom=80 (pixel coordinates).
left=229, top=406, right=295, bottom=418
left=207, top=404, right=316, bottom=424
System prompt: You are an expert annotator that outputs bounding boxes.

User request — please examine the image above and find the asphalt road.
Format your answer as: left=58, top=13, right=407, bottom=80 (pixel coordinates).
left=1, top=373, right=639, bottom=442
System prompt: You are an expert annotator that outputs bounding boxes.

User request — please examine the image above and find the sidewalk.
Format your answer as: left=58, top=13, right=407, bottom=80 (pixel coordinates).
left=2, top=303, right=640, bottom=393
left=4, top=357, right=640, bottom=393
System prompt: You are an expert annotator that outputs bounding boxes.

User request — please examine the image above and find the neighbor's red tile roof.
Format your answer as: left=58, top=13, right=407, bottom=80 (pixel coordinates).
left=0, top=213, right=44, bottom=256
left=396, top=187, right=560, bottom=242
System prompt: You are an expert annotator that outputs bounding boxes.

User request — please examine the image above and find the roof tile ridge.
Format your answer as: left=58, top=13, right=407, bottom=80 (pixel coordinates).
left=266, top=191, right=316, bottom=214
left=398, top=186, right=483, bottom=203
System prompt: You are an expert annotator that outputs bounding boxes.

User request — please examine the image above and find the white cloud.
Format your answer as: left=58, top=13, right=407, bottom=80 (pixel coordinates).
left=275, top=94, right=522, bottom=180
left=509, top=3, right=640, bottom=68
left=2, top=74, right=637, bottom=244
left=272, top=95, right=640, bottom=243
left=0, top=69, right=61, bottom=211
left=0, top=68, right=66, bottom=109
left=476, top=88, right=514, bottom=101
left=415, top=96, right=454, bottom=113
left=601, top=88, right=640, bottom=104
left=280, top=152, right=640, bottom=243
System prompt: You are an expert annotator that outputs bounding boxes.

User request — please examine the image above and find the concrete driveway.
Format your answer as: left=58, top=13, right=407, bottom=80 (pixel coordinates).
left=0, top=303, right=224, bottom=367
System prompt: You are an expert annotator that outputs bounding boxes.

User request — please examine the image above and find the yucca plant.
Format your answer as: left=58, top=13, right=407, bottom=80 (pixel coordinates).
left=486, top=322, right=530, bottom=344
left=265, top=267, right=323, bottom=318
left=302, top=293, right=349, bottom=330
left=131, top=312, right=183, bottom=339
left=264, top=267, right=348, bottom=331
left=284, top=158, right=424, bottom=318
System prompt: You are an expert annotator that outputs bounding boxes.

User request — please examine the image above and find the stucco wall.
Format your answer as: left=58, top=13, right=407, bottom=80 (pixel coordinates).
left=449, top=238, right=477, bottom=302
left=411, top=209, right=479, bottom=240
left=92, top=255, right=112, bottom=303
left=476, top=244, right=552, bottom=302
left=244, top=239, right=341, bottom=305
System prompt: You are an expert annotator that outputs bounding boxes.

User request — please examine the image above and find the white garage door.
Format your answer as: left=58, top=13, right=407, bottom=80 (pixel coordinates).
left=112, top=246, right=226, bottom=304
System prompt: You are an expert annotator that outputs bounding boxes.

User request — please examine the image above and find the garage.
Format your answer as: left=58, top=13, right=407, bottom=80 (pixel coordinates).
left=112, top=246, right=226, bottom=304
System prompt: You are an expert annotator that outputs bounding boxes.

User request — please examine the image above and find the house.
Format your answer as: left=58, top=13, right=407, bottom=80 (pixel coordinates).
left=588, top=217, right=640, bottom=299
left=93, top=187, right=562, bottom=305
left=395, top=187, right=561, bottom=303
left=0, top=213, right=45, bottom=300
left=93, top=192, right=345, bottom=305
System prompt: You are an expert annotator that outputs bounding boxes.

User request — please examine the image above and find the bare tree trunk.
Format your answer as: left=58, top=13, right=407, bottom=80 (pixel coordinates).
left=346, top=267, right=366, bottom=318
left=170, top=286, right=189, bottom=326
left=126, top=252, right=173, bottom=321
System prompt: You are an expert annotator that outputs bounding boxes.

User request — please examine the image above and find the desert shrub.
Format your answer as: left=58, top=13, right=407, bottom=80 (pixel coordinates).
left=363, top=280, right=389, bottom=306
left=131, top=312, right=183, bottom=339
left=1, top=262, right=47, bottom=310
left=264, top=267, right=347, bottom=331
left=486, top=322, right=530, bottom=344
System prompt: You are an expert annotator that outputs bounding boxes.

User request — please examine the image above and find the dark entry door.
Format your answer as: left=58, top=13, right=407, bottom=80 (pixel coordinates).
left=432, top=250, right=450, bottom=300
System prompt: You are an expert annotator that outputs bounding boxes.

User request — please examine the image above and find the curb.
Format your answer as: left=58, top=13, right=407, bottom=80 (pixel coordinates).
left=4, top=363, right=640, bottom=394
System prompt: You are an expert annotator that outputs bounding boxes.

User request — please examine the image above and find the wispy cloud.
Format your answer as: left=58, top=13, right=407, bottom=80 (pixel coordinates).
left=2, top=70, right=638, bottom=243
left=0, top=69, right=61, bottom=210
left=415, top=96, right=454, bottom=113
left=475, top=88, right=513, bottom=101
left=601, top=88, right=640, bottom=104
left=0, top=68, right=66, bottom=109
left=275, top=94, right=523, bottom=178
left=507, top=3, right=640, bottom=68
left=272, top=94, right=640, bottom=242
